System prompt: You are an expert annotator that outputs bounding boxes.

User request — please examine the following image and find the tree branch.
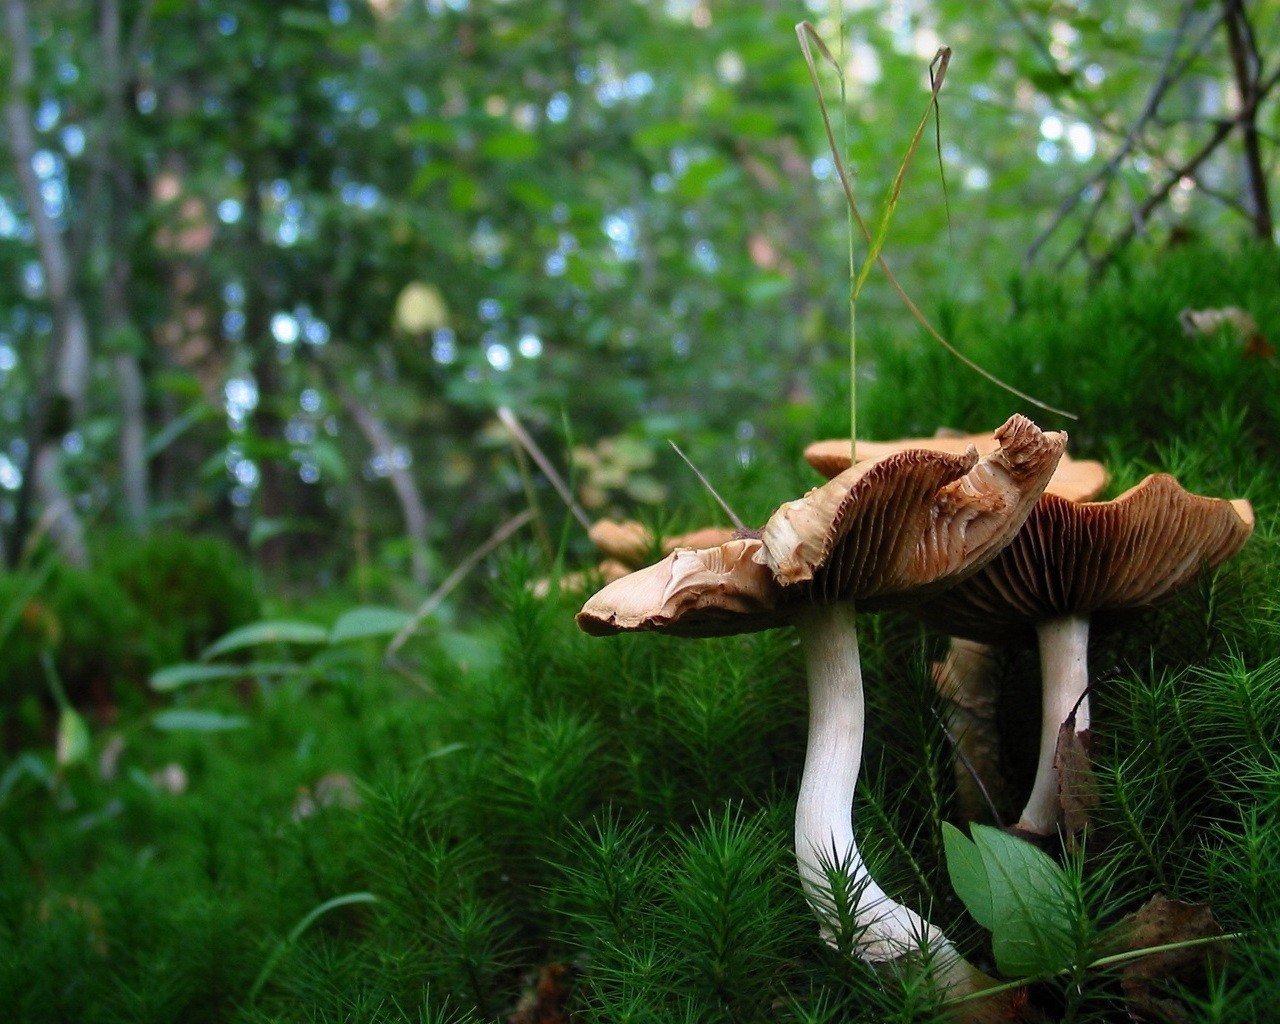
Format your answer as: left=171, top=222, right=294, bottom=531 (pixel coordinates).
left=1091, top=65, right=1280, bottom=277
left=327, top=370, right=432, bottom=588
left=1025, top=0, right=1217, bottom=265
left=1222, top=0, right=1274, bottom=239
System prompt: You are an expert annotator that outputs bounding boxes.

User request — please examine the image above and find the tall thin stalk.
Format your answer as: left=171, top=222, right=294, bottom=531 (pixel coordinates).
left=796, top=21, right=1075, bottom=424
left=837, top=1, right=856, bottom=447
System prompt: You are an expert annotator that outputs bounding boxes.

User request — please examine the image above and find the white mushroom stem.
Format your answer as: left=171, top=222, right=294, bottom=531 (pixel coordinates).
left=1019, top=613, right=1092, bottom=835
left=793, top=604, right=992, bottom=999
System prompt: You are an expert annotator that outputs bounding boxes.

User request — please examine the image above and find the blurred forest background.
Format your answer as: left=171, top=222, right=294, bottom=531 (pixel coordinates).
left=2, top=0, right=1276, bottom=596
left=5, top=3, right=1280, bottom=1021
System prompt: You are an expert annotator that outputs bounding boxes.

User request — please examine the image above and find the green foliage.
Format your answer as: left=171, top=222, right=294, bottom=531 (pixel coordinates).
left=9, top=0, right=1272, bottom=583
left=202, top=620, right=329, bottom=659
left=943, top=824, right=1078, bottom=977
left=0, top=563, right=138, bottom=717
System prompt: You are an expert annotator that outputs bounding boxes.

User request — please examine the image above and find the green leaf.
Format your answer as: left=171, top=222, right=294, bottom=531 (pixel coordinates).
left=146, top=405, right=215, bottom=459
left=150, top=662, right=300, bottom=692
left=633, top=120, right=694, bottom=149
left=55, top=708, right=91, bottom=768
left=402, top=119, right=457, bottom=145
left=745, top=273, right=790, bottom=305
left=308, top=440, right=349, bottom=484
left=507, top=179, right=554, bottom=211
left=409, top=162, right=449, bottom=195
left=447, top=173, right=481, bottom=211
left=437, top=629, right=501, bottom=674
left=152, top=709, right=249, bottom=732
left=249, top=892, right=378, bottom=1003
left=480, top=130, right=539, bottom=161
left=0, top=752, right=53, bottom=803
left=942, top=822, right=993, bottom=929
left=328, top=607, right=412, bottom=644
left=676, top=156, right=731, bottom=201
left=203, top=621, right=328, bottom=660
left=730, top=109, right=777, bottom=137
left=970, top=824, right=1076, bottom=977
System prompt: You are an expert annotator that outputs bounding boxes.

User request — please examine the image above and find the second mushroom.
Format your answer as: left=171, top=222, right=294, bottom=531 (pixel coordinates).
left=802, top=428, right=1111, bottom=823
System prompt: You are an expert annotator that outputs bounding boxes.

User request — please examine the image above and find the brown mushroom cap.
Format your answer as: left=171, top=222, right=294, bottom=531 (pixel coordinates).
left=805, top=431, right=1109, bottom=502
left=763, top=415, right=1066, bottom=607
left=577, top=537, right=780, bottom=637
left=589, top=520, right=741, bottom=568
left=663, top=525, right=739, bottom=554
left=588, top=519, right=654, bottom=566
left=577, top=415, right=1066, bottom=635
left=915, top=474, right=1255, bottom=643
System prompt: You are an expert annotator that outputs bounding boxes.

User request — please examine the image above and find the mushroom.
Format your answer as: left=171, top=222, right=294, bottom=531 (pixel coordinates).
left=913, top=475, right=1254, bottom=838
left=532, top=522, right=740, bottom=598
left=930, top=638, right=1007, bottom=823
left=578, top=415, right=1066, bottom=997
left=588, top=519, right=740, bottom=566
left=803, top=430, right=1110, bottom=822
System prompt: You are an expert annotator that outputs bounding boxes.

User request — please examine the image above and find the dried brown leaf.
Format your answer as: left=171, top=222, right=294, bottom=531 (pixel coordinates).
left=1113, top=895, right=1228, bottom=1023
left=508, top=962, right=572, bottom=1024
left=1054, top=715, right=1098, bottom=845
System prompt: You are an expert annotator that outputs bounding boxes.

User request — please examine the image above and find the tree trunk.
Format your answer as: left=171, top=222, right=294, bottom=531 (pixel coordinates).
left=114, top=349, right=149, bottom=530
left=100, top=0, right=149, bottom=531
left=4, top=0, right=90, bottom=566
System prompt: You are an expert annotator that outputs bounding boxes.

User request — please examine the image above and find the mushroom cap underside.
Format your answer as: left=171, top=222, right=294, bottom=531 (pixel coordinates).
left=915, top=474, right=1255, bottom=643
left=805, top=432, right=1109, bottom=503
left=577, top=416, right=1067, bottom=636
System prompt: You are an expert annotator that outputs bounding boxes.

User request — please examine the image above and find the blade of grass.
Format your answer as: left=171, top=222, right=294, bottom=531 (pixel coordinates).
left=508, top=435, right=554, bottom=562
left=385, top=509, right=534, bottom=659
left=497, top=406, right=592, bottom=534
left=930, top=52, right=954, bottom=248
left=795, top=22, right=1075, bottom=421
left=941, top=931, right=1244, bottom=1009
left=0, top=549, right=55, bottom=652
left=850, top=46, right=950, bottom=301
left=668, top=440, right=746, bottom=531
left=248, top=891, right=378, bottom=1003
left=837, top=0, right=857, bottom=446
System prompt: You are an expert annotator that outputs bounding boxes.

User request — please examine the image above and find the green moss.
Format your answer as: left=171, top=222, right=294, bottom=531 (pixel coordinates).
left=0, top=565, right=139, bottom=717
left=4, top=246, right=1280, bottom=1022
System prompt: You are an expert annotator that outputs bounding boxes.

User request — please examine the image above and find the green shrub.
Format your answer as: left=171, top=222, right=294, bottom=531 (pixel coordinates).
left=96, top=532, right=260, bottom=669
left=0, top=565, right=138, bottom=721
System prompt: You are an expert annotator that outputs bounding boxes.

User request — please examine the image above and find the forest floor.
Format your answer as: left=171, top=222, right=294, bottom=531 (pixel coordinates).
left=3, top=245, right=1280, bottom=1023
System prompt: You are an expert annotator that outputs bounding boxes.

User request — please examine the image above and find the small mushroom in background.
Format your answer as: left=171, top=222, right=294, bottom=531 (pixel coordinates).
left=803, top=429, right=1110, bottom=824
left=588, top=518, right=740, bottom=566
left=914, top=475, right=1254, bottom=840
left=532, top=520, right=740, bottom=598
left=1178, top=305, right=1273, bottom=359
left=588, top=519, right=655, bottom=566
left=578, top=415, right=1066, bottom=1002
